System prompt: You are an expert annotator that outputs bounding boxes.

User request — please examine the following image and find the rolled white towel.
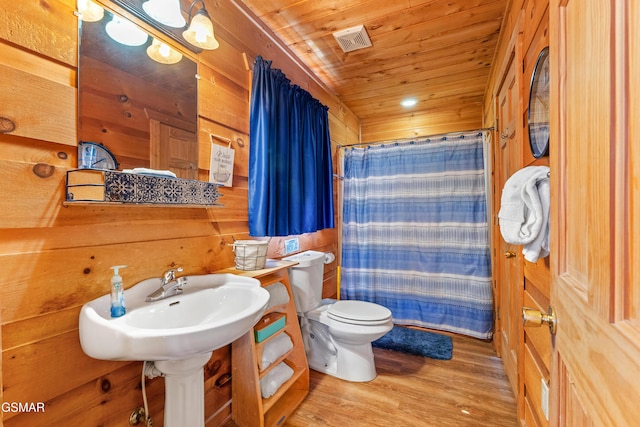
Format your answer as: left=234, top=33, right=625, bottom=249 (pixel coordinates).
left=261, top=333, right=293, bottom=370
left=264, top=282, right=290, bottom=309
left=522, top=176, right=550, bottom=262
left=260, top=362, right=294, bottom=398
left=498, top=166, right=550, bottom=245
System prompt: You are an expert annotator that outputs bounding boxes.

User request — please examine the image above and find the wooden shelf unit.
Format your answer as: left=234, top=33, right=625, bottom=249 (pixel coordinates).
left=217, top=260, right=309, bottom=427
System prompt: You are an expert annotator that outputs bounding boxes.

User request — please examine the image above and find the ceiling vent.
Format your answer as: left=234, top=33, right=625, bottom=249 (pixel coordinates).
left=333, top=25, right=372, bottom=52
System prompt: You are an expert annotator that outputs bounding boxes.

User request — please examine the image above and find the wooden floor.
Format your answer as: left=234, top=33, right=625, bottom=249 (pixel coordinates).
left=226, top=333, right=518, bottom=427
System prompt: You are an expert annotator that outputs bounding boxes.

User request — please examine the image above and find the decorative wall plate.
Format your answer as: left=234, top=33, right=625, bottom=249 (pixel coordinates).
left=78, top=141, right=119, bottom=169
left=528, top=47, right=550, bottom=158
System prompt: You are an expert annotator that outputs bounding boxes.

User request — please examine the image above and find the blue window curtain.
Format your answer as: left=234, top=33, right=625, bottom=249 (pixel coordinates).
left=248, top=56, right=334, bottom=237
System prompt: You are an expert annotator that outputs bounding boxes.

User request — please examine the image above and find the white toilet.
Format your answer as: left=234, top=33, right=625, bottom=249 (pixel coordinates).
left=282, top=250, right=393, bottom=382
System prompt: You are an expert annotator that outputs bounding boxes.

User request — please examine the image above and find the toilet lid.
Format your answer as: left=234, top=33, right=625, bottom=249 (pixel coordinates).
left=327, top=300, right=392, bottom=325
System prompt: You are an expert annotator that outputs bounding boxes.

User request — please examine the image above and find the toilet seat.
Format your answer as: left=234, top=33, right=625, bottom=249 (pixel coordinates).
left=327, top=300, right=392, bottom=326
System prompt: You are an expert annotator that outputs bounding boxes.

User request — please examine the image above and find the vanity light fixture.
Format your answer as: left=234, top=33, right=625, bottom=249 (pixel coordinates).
left=77, top=0, right=104, bottom=22
left=182, top=0, right=219, bottom=50
left=147, top=38, right=183, bottom=64
left=109, top=0, right=218, bottom=53
left=142, top=0, right=186, bottom=28
left=105, top=15, right=149, bottom=46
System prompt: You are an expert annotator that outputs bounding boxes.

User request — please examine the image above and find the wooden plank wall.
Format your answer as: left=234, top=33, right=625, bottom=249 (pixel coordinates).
left=0, top=0, right=356, bottom=425
left=360, top=106, right=484, bottom=143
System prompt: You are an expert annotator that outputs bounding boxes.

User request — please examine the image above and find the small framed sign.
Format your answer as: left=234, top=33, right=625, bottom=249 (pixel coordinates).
left=209, top=143, right=235, bottom=187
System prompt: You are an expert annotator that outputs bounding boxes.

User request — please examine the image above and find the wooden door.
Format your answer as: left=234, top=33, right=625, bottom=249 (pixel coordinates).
left=495, top=50, right=522, bottom=397
left=149, top=119, right=198, bottom=180
left=520, top=4, right=552, bottom=426
left=549, top=0, right=640, bottom=425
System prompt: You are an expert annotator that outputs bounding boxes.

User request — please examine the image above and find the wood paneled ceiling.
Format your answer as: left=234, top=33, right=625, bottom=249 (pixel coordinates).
left=236, top=0, right=508, bottom=127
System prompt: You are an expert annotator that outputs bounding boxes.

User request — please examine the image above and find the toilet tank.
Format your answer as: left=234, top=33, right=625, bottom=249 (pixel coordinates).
left=282, top=250, right=326, bottom=312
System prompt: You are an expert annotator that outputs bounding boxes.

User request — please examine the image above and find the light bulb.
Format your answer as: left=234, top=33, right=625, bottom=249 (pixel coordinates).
left=195, top=28, right=207, bottom=44
left=159, top=42, right=171, bottom=58
left=77, top=0, right=104, bottom=22
left=105, top=16, right=148, bottom=47
left=142, top=0, right=186, bottom=28
left=146, top=38, right=183, bottom=64
left=183, top=10, right=219, bottom=50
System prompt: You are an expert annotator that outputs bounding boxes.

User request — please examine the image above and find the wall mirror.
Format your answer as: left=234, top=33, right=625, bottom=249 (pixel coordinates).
left=528, top=46, right=550, bottom=158
left=78, top=6, right=199, bottom=180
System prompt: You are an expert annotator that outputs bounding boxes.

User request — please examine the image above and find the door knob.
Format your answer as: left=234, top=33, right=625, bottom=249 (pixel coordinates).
left=504, top=251, right=516, bottom=258
left=522, top=306, right=557, bottom=335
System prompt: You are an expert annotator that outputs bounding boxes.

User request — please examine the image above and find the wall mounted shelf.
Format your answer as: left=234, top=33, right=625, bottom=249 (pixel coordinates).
left=64, top=169, right=222, bottom=206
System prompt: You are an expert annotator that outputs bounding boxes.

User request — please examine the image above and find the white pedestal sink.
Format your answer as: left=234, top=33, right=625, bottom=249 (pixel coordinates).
left=79, top=273, right=270, bottom=427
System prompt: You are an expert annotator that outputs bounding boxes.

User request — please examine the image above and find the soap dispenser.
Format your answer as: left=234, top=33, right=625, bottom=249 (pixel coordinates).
left=110, top=265, right=128, bottom=318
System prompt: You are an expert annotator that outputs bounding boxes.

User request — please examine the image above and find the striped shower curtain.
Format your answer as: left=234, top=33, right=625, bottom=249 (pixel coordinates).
left=340, top=131, right=493, bottom=339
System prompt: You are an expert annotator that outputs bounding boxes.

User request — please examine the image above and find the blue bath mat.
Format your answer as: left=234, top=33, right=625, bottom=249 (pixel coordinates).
left=372, top=326, right=453, bottom=360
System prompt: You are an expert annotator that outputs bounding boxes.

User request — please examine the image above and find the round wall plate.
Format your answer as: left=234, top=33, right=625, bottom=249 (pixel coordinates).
left=78, top=141, right=119, bottom=170
left=528, top=47, right=550, bottom=158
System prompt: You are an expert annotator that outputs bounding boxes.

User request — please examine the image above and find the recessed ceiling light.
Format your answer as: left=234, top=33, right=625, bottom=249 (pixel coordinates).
left=401, top=98, right=418, bottom=107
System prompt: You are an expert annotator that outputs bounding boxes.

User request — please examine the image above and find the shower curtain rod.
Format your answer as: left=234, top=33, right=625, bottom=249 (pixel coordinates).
left=336, top=126, right=495, bottom=148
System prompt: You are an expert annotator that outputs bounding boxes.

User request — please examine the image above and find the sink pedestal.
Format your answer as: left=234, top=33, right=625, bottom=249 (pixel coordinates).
left=154, top=352, right=213, bottom=427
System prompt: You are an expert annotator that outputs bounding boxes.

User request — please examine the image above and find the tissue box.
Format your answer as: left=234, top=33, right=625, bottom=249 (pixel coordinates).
left=254, top=313, right=286, bottom=343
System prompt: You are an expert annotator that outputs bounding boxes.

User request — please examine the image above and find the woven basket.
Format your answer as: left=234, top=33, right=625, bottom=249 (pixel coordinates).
left=231, top=240, right=269, bottom=270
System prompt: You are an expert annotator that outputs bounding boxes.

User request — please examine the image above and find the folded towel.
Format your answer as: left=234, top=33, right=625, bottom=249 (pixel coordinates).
left=498, top=166, right=550, bottom=250
left=122, top=168, right=177, bottom=178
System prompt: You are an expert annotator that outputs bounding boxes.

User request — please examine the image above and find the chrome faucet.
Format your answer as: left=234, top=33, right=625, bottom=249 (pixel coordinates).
left=146, top=267, right=187, bottom=302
